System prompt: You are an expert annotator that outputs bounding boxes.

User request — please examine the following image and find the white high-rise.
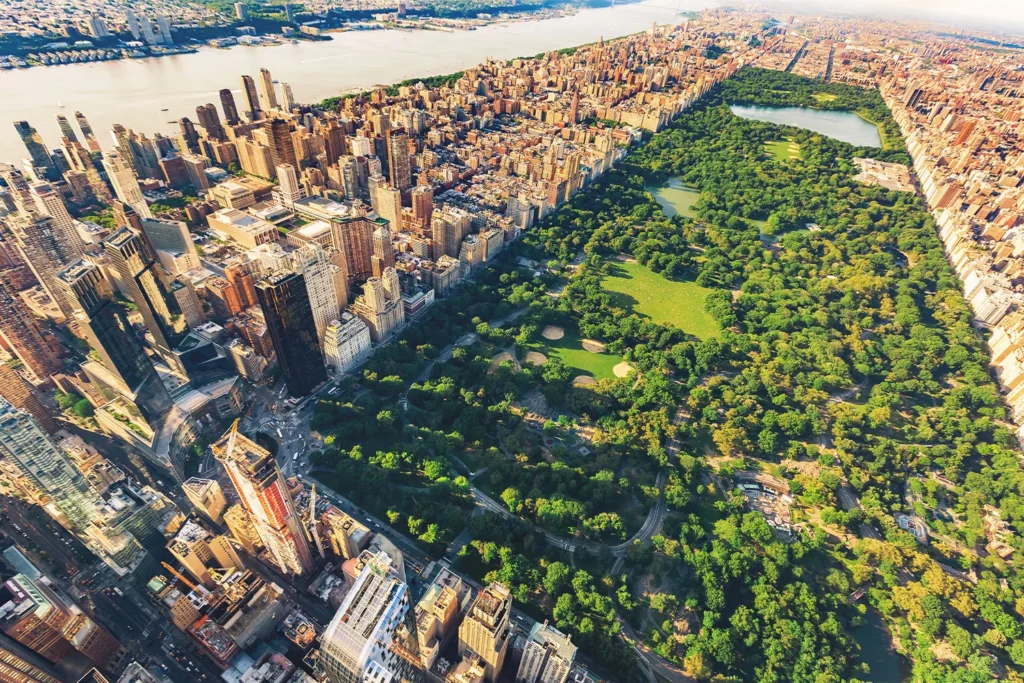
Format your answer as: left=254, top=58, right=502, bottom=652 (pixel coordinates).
left=276, top=163, right=303, bottom=208
left=103, top=150, right=152, bottom=218
left=30, top=182, right=85, bottom=259
left=319, top=552, right=418, bottom=683
left=516, top=622, right=576, bottom=683
left=323, top=313, right=372, bottom=374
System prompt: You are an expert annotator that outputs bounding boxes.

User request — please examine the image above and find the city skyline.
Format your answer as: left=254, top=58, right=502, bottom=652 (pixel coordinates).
left=0, top=6, right=1023, bottom=683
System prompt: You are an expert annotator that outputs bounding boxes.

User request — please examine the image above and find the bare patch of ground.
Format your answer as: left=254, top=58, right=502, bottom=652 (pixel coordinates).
left=613, top=361, right=635, bottom=378
left=573, top=375, right=597, bottom=386
left=525, top=351, right=549, bottom=366
left=541, top=325, right=564, bottom=340
left=581, top=339, right=606, bottom=353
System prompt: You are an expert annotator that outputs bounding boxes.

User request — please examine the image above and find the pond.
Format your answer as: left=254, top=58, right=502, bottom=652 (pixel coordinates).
left=650, top=178, right=701, bottom=219
left=730, top=104, right=883, bottom=148
left=854, top=609, right=909, bottom=683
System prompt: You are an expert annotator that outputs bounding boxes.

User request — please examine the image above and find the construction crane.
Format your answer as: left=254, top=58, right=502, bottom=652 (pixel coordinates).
left=161, top=561, right=212, bottom=599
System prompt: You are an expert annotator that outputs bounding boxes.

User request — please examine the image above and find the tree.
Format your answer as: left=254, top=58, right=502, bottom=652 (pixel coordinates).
left=73, top=399, right=94, bottom=418
left=543, top=562, right=571, bottom=595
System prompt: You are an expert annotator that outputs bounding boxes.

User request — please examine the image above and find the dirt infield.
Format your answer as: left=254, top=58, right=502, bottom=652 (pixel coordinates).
left=489, top=352, right=515, bottom=372
left=541, top=325, right=565, bottom=340
left=613, top=362, right=635, bottom=378
left=573, top=375, right=598, bottom=386
left=525, top=351, right=549, bottom=366
left=581, top=339, right=606, bottom=353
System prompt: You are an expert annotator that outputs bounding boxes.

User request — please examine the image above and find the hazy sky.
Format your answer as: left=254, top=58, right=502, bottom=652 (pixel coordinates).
left=760, top=0, right=1024, bottom=35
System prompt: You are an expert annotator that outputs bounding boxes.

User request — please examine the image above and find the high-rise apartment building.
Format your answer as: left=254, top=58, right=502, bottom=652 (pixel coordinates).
left=56, top=114, right=78, bottom=143
left=167, top=519, right=244, bottom=588
left=13, top=122, right=54, bottom=177
left=319, top=552, right=419, bottom=683
left=372, top=223, right=396, bottom=278
left=410, top=186, right=433, bottom=234
left=0, top=398, right=99, bottom=529
left=281, top=83, right=297, bottom=111
left=0, top=366, right=58, bottom=435
left=0, top=574, right=122, bottom=672
left=255, top=270, right=327, bottom=396
left=240, top=75, right=262, bottom=122
left=29, top=183, right=84, bottom=260
left=195, top=104, right=225, bottom=141
left=458, top=582, right=512, bottom=683
left=6, top=214, right=80, bottom=320
left=182, top=478, right=227, bottom=524
left=219, top=89, right=241, bottom=126
left=515, top=621, right=576, bottom=683
left=103, top=150, right=152, bottom=219
left=263, top=119, right=297, bottom=172
left=74, top=112, right=99, bottom=152
left=276, top=164, right=303, bottom=208
left=223, top=503, right=262, bottom=555
left=323, top=313, right=372, bottom=374
left=331, top=213, right=379, bottom=283
left=386, top=128, right=412, bottom=191
left=351, top=268, right=405, bottom=343
left=213, top=424, right=313, bottom=575
left=0, top=630, right=65, bottom=683
left=258, top=68, right=279, bottom=111
left=0, top=275, right=62, bottom=384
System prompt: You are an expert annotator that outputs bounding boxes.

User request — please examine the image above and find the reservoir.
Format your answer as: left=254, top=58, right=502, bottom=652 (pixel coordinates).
left=0, top=0, right=706, bottom=162
left=729, top=104, right=883, bottom=148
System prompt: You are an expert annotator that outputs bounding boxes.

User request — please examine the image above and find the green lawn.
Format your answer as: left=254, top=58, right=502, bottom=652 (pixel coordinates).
left=811, top=93, right=837, bottom=104
left=600, top=260, right=720, bottom=340
left=524, top=326, right=622, bottom=380
left=765, top=138, right=800, bottom=161
left=649, top=178, right=701, bottom=219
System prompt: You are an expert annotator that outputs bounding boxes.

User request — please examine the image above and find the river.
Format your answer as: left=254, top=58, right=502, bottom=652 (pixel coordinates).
left=729, top=104, right=883, bottom=148
left=0, top=0, right=708, bottom=163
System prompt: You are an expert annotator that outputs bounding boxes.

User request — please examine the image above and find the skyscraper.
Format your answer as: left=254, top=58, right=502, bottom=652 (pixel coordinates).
left=178, top=117, right=200, bottom=154
left=219, top=88, right=241, bottom=126
left=281, top=83, right=297, bottom=111
left=195, top=103, right=225, bottom=141
left=29, top=182, right=85, bottom=259
left=410, top=186, right=433, bottom=234
left=276, top=164, right=302, bottom=208
left=13, top=122, right=55, bottom=177
left=0, top=630, right=65, bottom=683
left=0, top=365, right=58, bottom=434
left=331, top=213, right=377, bottom=283
left=6, top=214, right=81, bottom=320
left=515, top=622, right=576, bottom=683
left=386, top=128, right=412, bottom=191
left=0, top=274, right=62, bottom=384
left=212, top=423, right=313, bottom=575
left=0, top=398, right=99, bottom=529
left=54, top=260, right=171, bottom=421
left=74, top=112, right=100, bottom=153
left=56, top=114, right=78, bottom=143
left=255, top=270, right=326, bottom=397
left=264, top=118, right=297, bottom=171
left=102, top=150, right=152, bottom=219
left=258, top=68, right=278, bottom=111
left=241, top=75, right=262, bottom=121
left=372, top=223, right=395, bottom=277
left=319, top=552, right=419, bottom=683
left=103, top=228, right=189, bottom=375
left=458, top=583, right=512, bottom=682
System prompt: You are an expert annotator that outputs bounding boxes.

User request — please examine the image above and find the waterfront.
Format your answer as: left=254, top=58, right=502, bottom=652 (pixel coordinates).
left=0, top=0, right=707, bottom=162
left=729, top=103, right=883, bottom=148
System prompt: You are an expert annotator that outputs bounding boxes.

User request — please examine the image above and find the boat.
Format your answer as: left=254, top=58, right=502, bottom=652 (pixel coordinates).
left=57, top=100, right=65, bottom=108
left=161, top=108, right=169, bottom=111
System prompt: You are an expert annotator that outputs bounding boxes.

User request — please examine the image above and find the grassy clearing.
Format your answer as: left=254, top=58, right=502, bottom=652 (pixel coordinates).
left=765, top=138, right=801, bottom=161
left=649, top=178, right=701, bottom=219
left=524, top=325, right=622, bottom=380
left=812, top=93, right=838, bottom=104
left=600, top=260, right=720, bottom=340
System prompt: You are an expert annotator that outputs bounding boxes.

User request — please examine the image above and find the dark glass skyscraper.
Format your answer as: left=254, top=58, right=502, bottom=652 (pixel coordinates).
left=255, top=270, right=326, bottom=397
left=219, top=88, right=240, bottom=125
left=241, top=75, right=262, bottom=122
left=55, top=260, right=171, bottom=421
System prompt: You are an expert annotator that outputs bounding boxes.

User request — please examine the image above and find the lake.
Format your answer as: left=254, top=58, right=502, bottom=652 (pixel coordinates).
left=854, top=609, right=908, bottom=683
left=729, top=104, right=883, bottom=148
left=0, top=0, right=710, bottom=163
left=650, top=178, right=701, bottom=219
